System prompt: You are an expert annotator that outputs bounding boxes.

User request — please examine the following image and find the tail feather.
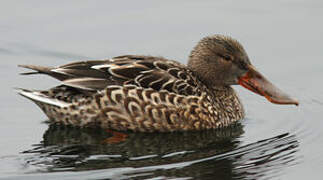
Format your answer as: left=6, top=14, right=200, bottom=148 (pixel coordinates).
left=15, top=88, right=70, bottom=108
left=18, top=64, right=68, bottom=81
left=18, top=64, right=53, bottom=74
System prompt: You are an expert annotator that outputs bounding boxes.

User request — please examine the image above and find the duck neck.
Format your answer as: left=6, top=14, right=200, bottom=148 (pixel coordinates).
left=212, top=86, right=245, bottom=123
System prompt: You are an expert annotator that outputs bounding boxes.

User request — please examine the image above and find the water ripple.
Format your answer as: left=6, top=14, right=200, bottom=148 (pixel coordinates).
left=13, top=124, right=300, bottom=179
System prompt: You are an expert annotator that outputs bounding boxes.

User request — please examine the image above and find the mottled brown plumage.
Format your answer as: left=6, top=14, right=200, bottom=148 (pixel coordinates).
left=17, top=35, right=298, bottom=132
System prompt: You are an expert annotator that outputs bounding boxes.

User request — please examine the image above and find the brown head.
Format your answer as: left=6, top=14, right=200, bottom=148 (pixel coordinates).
left=188, top=35, right=298, bottom=106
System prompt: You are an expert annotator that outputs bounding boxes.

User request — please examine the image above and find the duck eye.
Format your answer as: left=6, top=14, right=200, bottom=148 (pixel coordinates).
left=222, top=54, right=232, bottom=61
left=223, top=55, right=231, bottom=61
left=216, top=53, right=232, bottom=61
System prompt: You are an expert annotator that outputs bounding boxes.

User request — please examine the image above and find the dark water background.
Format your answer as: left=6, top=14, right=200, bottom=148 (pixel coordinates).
left=1, top=1, right=322, bottom=179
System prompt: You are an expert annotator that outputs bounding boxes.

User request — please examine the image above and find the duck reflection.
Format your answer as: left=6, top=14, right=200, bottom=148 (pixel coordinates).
left=23, top=123, right=299, bottom=179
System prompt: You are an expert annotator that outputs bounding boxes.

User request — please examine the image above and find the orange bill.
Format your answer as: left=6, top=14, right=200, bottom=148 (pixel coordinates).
left=238, top=65, right=299, bottom=106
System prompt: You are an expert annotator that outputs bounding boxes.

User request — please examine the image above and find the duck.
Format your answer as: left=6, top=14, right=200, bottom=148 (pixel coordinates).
left=17, top=35, right=298, bottom=132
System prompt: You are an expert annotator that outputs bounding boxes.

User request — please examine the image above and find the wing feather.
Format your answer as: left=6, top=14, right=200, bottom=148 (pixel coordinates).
left=19, top=55, right=202, bottom=96
left=62, top=78, right=110, bottom=91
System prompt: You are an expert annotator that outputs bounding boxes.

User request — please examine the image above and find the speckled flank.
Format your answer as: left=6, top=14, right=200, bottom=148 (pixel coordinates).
left=37, top=85, right=244, bottom=132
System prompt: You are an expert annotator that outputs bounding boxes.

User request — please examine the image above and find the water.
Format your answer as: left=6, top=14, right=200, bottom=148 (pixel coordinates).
left=1, top=1, right=322, bottom=179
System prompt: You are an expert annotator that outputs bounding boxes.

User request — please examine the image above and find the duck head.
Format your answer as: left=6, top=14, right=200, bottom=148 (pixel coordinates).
left=188, top=35, right=298, bottom=106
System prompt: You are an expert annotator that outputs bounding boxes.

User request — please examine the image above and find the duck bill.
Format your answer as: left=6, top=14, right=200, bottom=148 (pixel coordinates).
left=238, top=65, right=299, bottom=106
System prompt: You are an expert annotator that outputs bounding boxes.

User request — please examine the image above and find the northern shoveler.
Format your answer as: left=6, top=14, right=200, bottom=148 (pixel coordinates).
left=17, top=35, right=298, bottom=132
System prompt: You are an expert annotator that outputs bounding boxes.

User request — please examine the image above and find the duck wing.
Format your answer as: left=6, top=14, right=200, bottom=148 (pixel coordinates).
left=19, top=55, right=201, bottom=96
